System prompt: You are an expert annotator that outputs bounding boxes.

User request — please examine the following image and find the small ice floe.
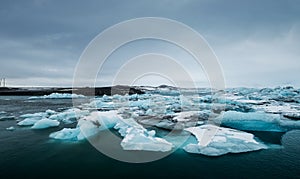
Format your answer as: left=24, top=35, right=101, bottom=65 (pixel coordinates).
left=49, top=128, right=80, bottom=140
left=0, top=116, right=15, bottom=121
left=17, top=118, right=40, bottom=126
left=31, top=118, right=60, bottom=129
left=18, top=110, right=56, bottom=126
left=18, top=108, right=88, bottom=127
left=6, top=126, right=15, bottom=131
left=183, top=124, right=267, bottom=156
left=28, top=93, right=85, bottom=99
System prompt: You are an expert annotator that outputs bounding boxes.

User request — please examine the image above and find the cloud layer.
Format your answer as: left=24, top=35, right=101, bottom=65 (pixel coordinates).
left=0, top=0, right=299, bottom=87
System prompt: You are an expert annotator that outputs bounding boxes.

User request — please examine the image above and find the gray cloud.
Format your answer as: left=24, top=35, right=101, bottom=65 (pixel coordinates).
left=0, top=0, right=299, bottom=87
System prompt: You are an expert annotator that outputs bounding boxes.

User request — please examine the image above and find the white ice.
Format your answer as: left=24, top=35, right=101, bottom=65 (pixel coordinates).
left=49, top=110, right=121, bottom=140
left=31, top=118, right=60, bottom=129
left=183, top=124, right=267, bottom=156
left=49, top=108, right=89, bottom=124
left=114, top=118, right=173, bottom=152
left=28, top=93, right=85, bottom=99
left=6, top=126, right=15, bottom=131
left=17, top=118, right=40, bottom=126
left=49, top=128, right=80, bottom=140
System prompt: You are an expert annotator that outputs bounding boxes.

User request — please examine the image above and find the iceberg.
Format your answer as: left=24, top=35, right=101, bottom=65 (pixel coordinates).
left=49, top=110, right=121, bottom=140
left=49, top=128, right=80, bottom=140
left=115, top=118, right=174, bottom=152
left=120, top=127, right=173, bottom=152
left=28, top=93, right=85, bottom=99
left=77, top=111, right=121, bottom=140
left=49, top=108, right=89, bottom=124
left=31, top=118, right=60, bottom=129
left=216, top=111, right=286, bottom=132
left=17, top=118, right=40, bottom=126
left=20, top=112, right=47, bottom=119
left=183, top=124, right=267, bottom=156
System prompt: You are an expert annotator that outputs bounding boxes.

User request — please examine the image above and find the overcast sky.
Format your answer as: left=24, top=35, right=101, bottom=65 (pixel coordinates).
left=0, top=0, right=299, bottom=87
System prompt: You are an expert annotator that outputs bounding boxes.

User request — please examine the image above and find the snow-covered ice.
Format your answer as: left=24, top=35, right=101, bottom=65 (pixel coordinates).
left=183, top=124, right=267, bottom=156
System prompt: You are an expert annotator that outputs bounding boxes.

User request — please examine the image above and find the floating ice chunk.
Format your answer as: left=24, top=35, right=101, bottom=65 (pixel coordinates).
left=216, top=111, right=285, bottom=132
left=17, top=118, right=40, bottom=126
left=114, top=117, right=174, bottom=152
left=6, top=126, right=15, bottom=131
left=49, top=128, right=80, bottom=140
left=236, top=99, right=268, bottom=105
left=121, top=127, right=173, bottom=152
left=183, top=125, right=267, bottom=156
left=45, top=109, right=56, bottom=115
left=0, top=116, right=15, bottom=121
left=28, top=93, right=85, bottom=99
left=256, top=104, right=299, bottom=114
left=49, top=108, right=88, bottom=124
left=283, top=113, right=300, bottom=120
left=49, top=110, right=124, bottom=141
left=88, top=100, right=115, bottom=110
left=114, top=118, right=145, bottom=136
left=145, top=109, right=154, bottom=116
left=129, top=100, right=151, bottom=110
left=101, top=94, right=112, bottom=102
left=31, top=118, right=60, bottom=129
left=77, top=110, right=122, bottom=140
left=173, top=111, right=199, bottom=122
left=20, top=112, right=47, bottom=119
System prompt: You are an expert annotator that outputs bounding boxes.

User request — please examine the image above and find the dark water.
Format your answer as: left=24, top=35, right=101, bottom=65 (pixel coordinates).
left=0, top=96, right=300, bottom=178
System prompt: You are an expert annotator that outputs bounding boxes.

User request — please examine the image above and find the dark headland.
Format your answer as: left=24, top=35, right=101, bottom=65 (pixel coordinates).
left=0, top=86, right=144, bottom=96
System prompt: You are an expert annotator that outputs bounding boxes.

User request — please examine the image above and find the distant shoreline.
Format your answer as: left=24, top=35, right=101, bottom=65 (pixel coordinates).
left=0, top=86, right=144, bottom=96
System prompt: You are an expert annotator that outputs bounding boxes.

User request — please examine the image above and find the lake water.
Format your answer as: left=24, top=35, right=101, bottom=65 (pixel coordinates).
left=0, top=96, right=300, bottom=178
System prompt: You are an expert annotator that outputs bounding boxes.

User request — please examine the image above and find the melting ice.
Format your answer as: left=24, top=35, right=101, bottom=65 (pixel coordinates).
left=10, top=86, right=300, bottom=156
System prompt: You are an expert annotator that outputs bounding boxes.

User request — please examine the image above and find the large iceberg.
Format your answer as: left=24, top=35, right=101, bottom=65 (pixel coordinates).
left=49, top=110, right=121, bottom=140
left=215, top=111, right=286, bottom=132
left=49, top=110, right=174, bottom=152
left=183, top=124, right=267, bottom=156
